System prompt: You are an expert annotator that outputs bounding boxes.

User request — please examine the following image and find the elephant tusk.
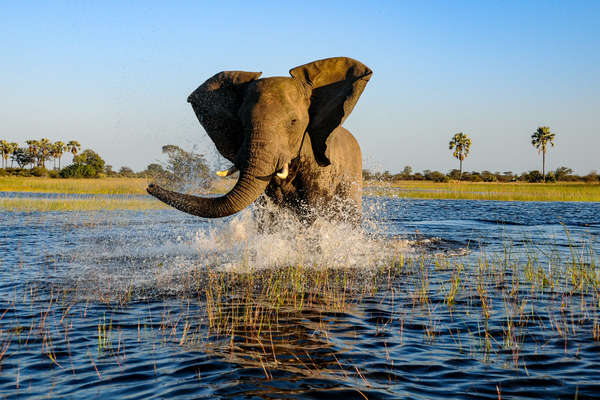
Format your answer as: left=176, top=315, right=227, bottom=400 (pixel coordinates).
left=216, top=165, right=238, bottom=177
left=276, top=164, right=289, bottom=179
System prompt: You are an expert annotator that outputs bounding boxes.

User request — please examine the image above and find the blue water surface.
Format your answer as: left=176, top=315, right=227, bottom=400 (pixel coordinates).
left=0, top=195, right=599, bottom=399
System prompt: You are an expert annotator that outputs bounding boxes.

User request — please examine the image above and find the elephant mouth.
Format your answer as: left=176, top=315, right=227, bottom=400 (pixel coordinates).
left=214, top=163, right=288, bottom=182
left=276, top=164, right=289, bottom=179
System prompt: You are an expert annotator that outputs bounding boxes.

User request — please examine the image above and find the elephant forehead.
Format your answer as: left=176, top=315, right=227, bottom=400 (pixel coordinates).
left=248, top=77, right=307, bottom=103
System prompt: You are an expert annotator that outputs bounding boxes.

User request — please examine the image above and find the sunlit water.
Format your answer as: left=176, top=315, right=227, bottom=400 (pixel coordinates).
left=1, top=194, right=599, bottom=399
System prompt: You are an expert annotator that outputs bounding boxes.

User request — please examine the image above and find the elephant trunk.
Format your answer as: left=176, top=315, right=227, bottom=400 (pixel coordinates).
left=147, top=170, right=269, bottom=218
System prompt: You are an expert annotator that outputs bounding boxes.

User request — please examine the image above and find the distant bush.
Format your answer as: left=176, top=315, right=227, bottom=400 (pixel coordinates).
left=545, top=171, right=557, bottom=183
left=30, top=167, right=48, bottom=177
left=0, top=168, right=8, bottom=177
left=3, top=168, right=30, bottom=177
left=361, top=167, right=599, bottom=184
left=447, top=169, right=461, bottom=181
left=57, top=149, right=104, bottom=178
left=524, top=170, right=544, bottom=183
left=470, top=174, right=483, bottom=182
left=583, top=172, right=599, bottom=183
left=73, top=149, right=105, bottom=172
left=481, top=171, right=498, bottom=182
left=104, top=165, right=118, bottom=177
left=424, top=170, right=449, bottom=183
left=138, top=163, right=165, bottom=179
left=2, top=168, right=19, bottom=176
left=48, top=170, right=60, bottom=179
left=497, top=172, right=517, bottom=182
left=554, top=167, right=573, bottom=181
left=60, top=164, right=97, bottom=178
left=412, top=173, right=425, bottom=181
left=118, top=166, right=136, bottom=178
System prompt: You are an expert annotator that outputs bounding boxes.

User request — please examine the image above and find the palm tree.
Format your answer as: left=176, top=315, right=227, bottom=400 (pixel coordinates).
left=531, top=126, right=556, bottom=183
left=9, top=142, right=18, bottom=167
left=448, top=132, right=472, bottom=182
left=26, top=140, right=40, bottom=168
left=0, top=140, right=12, bottom=169
left=38, top=138, right=53, bottom=168
left=52, top=141, right=66, bottom=169
left=50, top=146, right=57, bottom=169
left=67, top=140, right=81, bottom=159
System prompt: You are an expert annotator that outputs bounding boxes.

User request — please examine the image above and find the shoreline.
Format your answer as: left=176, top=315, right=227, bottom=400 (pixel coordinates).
left=1, top=177, right=599, bottom=211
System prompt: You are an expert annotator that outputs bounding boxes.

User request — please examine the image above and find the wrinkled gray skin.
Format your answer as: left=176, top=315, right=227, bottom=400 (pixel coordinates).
left=147, top=57, right=372, bottom=225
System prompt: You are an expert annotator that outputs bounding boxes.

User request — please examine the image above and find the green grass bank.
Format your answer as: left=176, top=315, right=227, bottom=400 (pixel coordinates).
left=366, top=180, right=600, bottom=202
left=1, top=177, right=599, bottom=211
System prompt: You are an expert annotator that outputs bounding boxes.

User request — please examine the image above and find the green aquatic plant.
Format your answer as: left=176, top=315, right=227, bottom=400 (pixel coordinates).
left=0, top=196, right=168, bottom=211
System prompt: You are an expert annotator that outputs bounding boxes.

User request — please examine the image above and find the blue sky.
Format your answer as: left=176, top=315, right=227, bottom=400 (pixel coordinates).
left=2, top=1, right=599, bottom=173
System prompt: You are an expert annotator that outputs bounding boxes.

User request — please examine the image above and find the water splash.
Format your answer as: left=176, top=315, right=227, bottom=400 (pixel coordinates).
left=192, top=208, right=401, bottom=271
left=57, top=199, right=465, bottom=301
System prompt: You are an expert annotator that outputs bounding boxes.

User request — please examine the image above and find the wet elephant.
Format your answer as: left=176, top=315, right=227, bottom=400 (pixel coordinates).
left=147, top=57, right=372, bottom=225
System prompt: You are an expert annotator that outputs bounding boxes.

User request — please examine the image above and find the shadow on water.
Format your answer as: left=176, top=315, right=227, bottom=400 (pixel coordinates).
left=0, top=196, right=599, bottom=398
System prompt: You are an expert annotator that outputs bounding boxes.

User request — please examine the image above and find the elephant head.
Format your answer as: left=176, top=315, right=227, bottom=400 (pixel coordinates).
left=147, top=57, right=372, bottom=218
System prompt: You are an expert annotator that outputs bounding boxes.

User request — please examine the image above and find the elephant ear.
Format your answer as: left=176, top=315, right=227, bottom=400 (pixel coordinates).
left=289, top=57, right=372, bottom=166
left=188, top=70, right=262, bottom=163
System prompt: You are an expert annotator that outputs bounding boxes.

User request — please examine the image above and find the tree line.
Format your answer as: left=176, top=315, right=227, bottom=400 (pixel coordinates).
left=366, top=126, right=597, bottom=183
left=364, top=125, right=598, bottom=183
left=0, top=138, right=109, bottom=178
left=0, top=139, right=81, bottom=170
left=363, top=166, right=598, bottom=183
left=446, top=126, right=559, bottom=183
left=0, top=139, right=212, bottom=189
left=4, top=126, right=595, bottom=184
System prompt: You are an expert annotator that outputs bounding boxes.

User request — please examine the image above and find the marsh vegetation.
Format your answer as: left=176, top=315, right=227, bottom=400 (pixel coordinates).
left=1, top=176, right=599, bottom=213
left=366, top=181, right=600, bottom=202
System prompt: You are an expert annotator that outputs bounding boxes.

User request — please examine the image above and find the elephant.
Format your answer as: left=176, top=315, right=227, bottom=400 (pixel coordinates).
left=147, top=56, right=372, bottom=225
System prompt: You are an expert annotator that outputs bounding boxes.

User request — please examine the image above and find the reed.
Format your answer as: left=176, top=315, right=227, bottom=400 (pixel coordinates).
left=0, top=196, right=168, bottom=211
left=0, top=176, right=238, bottom=210
left=178, top=237, right=600, bottom=369
left=366, top=180, right=600, bottom=202
left=0, top=176, right=151, bottom=194
left=0, top=176, right=236, bottom=195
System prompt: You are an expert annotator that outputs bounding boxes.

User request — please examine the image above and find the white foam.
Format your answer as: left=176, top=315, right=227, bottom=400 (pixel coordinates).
left=61, top=200, right=442, bottom=300
left=189, top=202, right=413, bottom=272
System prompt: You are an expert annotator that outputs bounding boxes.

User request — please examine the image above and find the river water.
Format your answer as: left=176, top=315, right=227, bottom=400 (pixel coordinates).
left=1, top=194, right=599, bottom=399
